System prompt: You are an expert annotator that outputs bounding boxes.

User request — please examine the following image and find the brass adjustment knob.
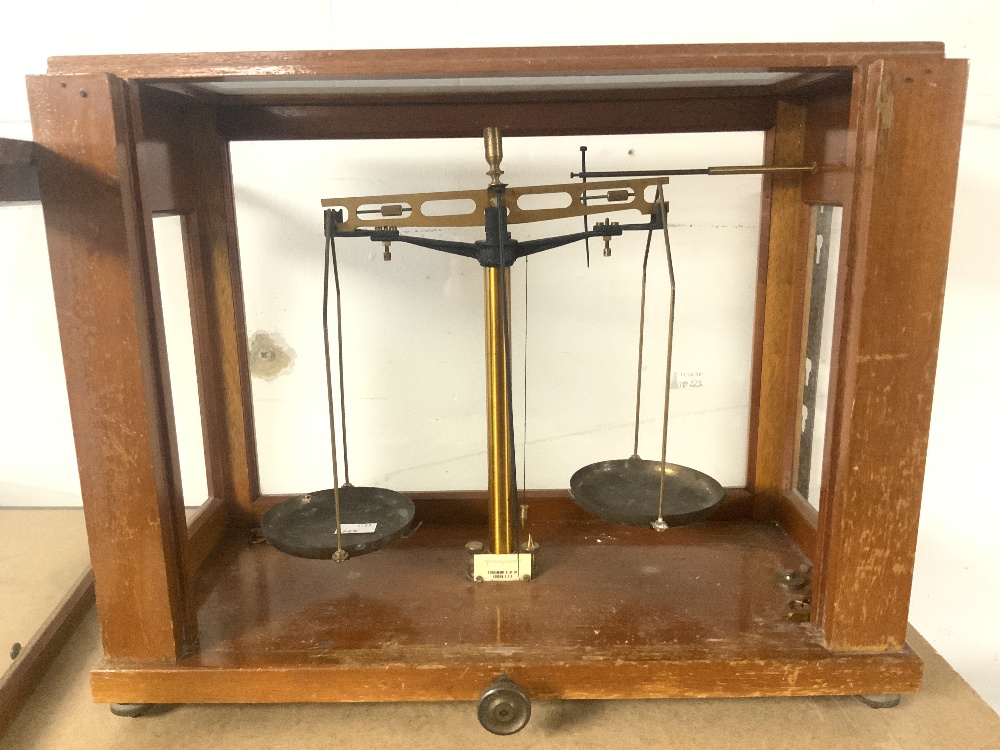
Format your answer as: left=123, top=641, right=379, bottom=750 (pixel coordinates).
left=598, top=218, right=618, bottom=256
left=380, top=226, right=392, bottom=261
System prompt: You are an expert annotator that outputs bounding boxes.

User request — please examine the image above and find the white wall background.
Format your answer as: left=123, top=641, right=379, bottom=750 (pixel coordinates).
left=1, top=0, right=997, bottom=713
left=233, top=134, right=762, bottom=496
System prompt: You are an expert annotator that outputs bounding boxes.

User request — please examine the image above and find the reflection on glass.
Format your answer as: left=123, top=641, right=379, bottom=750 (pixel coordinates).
left=151, top=216, right=209, bottom=507
left=797, top=206, right=843, bottom=508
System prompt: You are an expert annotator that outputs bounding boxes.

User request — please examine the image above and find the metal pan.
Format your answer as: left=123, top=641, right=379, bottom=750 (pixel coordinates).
left=261, top=486, right=415, bottom=560
left=569, top=457, right=725, bottom=528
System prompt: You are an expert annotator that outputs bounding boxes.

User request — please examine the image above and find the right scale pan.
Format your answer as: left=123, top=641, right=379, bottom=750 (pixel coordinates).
left=570, top=457, right=724, bottom=528
left=569, top=185, right=725, bottom=530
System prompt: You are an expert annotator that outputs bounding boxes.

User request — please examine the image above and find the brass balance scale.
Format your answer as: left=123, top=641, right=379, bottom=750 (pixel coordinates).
left=260, top=128, right=813, bottom=732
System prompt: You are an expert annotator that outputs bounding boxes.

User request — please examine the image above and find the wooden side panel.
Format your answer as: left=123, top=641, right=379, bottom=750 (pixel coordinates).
left=801, top=93, right=851, bottom=206
left=26, top=74, right=192, bottom=662
left=183, top=497, right=230, bottom=580
left=774, top=489, right=818, bottom=560
left=751, top=102, right=808, bottom=504
left=135, top=86, right=259, bottom=522
left=184, top=116, right=258, bottom=521
left=817, top=58, right=968, bottom=651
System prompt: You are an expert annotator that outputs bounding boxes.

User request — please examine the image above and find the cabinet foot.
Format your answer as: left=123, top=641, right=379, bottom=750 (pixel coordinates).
left=110, top=703, right=154, bottom=718
left=856, top=694, right=901, bottom=709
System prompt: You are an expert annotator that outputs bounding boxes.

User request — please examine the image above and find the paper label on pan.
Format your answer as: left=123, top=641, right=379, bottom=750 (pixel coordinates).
left=341, top=523, right=377, bottom=534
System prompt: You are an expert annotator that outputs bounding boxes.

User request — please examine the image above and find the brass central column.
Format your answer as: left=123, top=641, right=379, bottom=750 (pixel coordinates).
left=482, top=126, right=516, bottom=555
left=484, top=265, right=515, bottom=554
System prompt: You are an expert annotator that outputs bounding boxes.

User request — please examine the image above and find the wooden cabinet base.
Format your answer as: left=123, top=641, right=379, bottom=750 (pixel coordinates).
left=90, top=515, right=921, bottom=704
left=92, top=652, right=921, bottom=704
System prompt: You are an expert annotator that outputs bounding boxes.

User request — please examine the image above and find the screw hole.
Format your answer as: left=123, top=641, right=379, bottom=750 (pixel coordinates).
left=79, top=90, right=88, bottom=97
left=904, top=77, right=914, bottom=83
left=59, top=82, right=67, bottom=89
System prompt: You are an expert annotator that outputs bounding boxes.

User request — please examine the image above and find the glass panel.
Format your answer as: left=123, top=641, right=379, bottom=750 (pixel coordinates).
left=231, top=132, right=763, bottom=495
left=187, top=71, right=806, bottom=97
left=797, top=205, right=843, bottom=508
left=151, top=215, right=209, bottom=507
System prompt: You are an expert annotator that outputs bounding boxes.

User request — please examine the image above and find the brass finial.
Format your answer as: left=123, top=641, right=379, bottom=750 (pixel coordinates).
left=484, top=127, right=504, bottom=186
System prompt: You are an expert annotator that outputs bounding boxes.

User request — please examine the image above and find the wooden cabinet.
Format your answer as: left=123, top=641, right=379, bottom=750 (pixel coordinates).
left=26, top=43, right=967, bottom=706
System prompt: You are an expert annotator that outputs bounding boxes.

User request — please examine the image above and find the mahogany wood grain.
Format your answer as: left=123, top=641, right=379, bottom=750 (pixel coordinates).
left=745, top=124, right=774, bottom=488
left=133, top=85, right=260, bottom=521
left=217, top=96, right=776, bottom=141
left=801, top=93, right=851, bottom=205
left=90, top=521, right=920, bottom=703
left=45, top=43, right=944, bottom=80
left=126, top=85, right=193, bottom=587
left=815, top=57, right=968, bottom=651
left=27, top=74, right=193, bottom=662
left=92, top=651, right=921, bottom=703
left=0, top=138, right=40, bottom=204
left=182, top=497, right=229, bottom=580
left=751, top=101, right=808, bottom=504
left=177, top=103, right=259, bottom=522
left=24, top=43, right=967, bottom=706
left=774, top=489, right=818, bottom=560
left=0, top=570, right=93, bottom=737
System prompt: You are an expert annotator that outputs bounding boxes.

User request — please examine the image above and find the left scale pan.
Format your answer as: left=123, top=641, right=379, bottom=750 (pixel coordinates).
left=262, top=486, right=415, bottom=560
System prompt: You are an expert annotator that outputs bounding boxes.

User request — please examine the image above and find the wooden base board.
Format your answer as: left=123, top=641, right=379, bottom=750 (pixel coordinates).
left=92, top=650, right=921, bottom=703
left=91, top=514, right=920, bottom=703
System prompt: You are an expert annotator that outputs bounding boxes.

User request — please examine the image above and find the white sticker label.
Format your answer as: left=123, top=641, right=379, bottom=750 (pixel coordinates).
left=473, top=552, right=533, bottom=582
left=341, top=523, right=377, bottom=534
left=671, top=371, right=704, bottom=389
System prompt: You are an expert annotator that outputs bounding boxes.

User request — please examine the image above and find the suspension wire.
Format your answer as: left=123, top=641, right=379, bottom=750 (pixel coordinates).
left=522, top=257, right=528, bottom=494
left=322, top=233, right=346, bottom=561
left=631, top=226, right=655, bottom=459
left=330, top=233, right=351, bottom=486
left=655, top=189, right=675, bottom=524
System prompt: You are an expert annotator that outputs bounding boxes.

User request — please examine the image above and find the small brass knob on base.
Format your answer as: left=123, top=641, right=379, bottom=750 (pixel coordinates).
left=477, top=676, right=531, bottom=735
